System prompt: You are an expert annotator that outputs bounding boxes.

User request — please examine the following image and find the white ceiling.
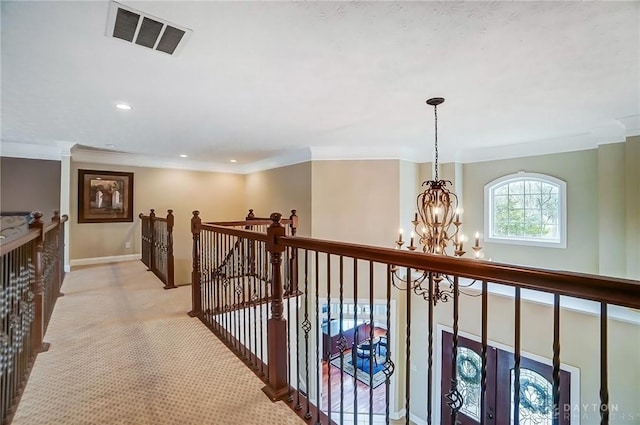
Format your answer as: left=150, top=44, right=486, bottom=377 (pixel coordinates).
left=2, top=1, right=639, bottom=171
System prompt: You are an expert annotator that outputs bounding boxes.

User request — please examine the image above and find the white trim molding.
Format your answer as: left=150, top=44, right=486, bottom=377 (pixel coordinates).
left=70, top=254, right=141, bottom=268
left=1, top=141, right=75, bottom=161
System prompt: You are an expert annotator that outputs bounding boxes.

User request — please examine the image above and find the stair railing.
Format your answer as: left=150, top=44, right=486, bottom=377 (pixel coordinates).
left=139, top=209, right=175, bottom=289
left=190, top=210, right=640, bottom=425
left=0, top=211, right=68, bottom=424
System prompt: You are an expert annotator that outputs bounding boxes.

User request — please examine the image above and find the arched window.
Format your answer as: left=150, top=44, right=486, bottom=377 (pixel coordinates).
left=484, top=173, right=566, bottom=248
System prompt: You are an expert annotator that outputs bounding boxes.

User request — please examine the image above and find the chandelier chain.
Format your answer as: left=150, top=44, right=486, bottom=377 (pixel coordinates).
left=434, top=104, right=439, bottom=181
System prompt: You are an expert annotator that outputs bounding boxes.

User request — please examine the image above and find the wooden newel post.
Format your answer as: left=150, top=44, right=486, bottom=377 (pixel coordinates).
left=289, top=210, right=298, bottom=294
left=165, top=209, right=176, bottom=289
left=148, top=209, right=156, bottom=272
left=188, top=211, right=202, bottom=317
left=30, top=212, right=49, bottom=353
left=51, top=211, right=64, bottom=297
left=263, top=212, right=289, bottom=401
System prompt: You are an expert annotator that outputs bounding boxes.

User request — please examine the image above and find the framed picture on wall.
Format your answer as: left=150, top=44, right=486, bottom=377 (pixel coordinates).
left=78, top=169, right=134, bottom=223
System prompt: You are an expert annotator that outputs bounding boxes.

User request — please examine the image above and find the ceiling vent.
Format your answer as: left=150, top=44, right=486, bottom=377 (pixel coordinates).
left=106, top=1, right=192, bottom=55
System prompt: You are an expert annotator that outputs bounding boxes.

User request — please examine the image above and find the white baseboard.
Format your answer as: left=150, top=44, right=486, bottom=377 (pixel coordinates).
left=390, top=409, right=404, bottom=420
left=392, top=409, right=427, bottom=425
left=70, top=254, right=141, bottom=268
left=410, top=412, right=428, bottom=425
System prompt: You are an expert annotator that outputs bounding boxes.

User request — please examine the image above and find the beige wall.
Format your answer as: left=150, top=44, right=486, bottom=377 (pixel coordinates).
left=598, top=143, right=628, bottom=278
left=462, top=149, right=599, bottom=274
left=625, top=136, right=640, bottom=279
left=1, top=157, right=61, bottom=216
left=70, top=162, right=246, bottom=285
left=311, top=159, right=400, bottom=247
left=245, top=162, right=312, bottom=237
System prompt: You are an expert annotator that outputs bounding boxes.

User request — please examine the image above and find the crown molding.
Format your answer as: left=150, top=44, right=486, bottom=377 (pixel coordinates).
left=617, top=114, right=640, bottom=137
left=309, top=145, right=423, bottom=162
left=0, top=141, right=74, bottom=161
left=455, top=130, right=630, bottom=164
left=70, top=147, right=313, bottom=174
left=238, top=148, right=312, bottom=174
left=5, top=131, right=638, bottom=173
left=71, top=148, right=242, bottom=173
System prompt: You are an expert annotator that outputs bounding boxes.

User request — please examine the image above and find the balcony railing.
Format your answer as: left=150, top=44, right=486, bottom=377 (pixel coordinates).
left=139, top=209, right=175, bottom=290
left=0, top=211, right=68, bottom=424
left=189, top=210, right=640, bottom=425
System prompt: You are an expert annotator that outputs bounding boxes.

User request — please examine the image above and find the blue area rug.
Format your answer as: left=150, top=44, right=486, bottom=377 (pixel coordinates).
left=330, top=347, right=388, bottom=389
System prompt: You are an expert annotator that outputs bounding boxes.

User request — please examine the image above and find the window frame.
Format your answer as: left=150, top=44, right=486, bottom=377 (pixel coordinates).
left=484, top=172, right=567, bottom=248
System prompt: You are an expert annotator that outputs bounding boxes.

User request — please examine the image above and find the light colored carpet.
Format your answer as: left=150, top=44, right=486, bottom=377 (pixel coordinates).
left=12, top=261, right=304, bottom=425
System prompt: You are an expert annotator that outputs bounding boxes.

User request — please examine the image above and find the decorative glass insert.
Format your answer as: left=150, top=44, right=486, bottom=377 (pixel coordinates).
left=510, top=368, right=553, bottom=425
left=457, top=347, right=482, bottom=421
left=485, top=173, right=566, bottom=248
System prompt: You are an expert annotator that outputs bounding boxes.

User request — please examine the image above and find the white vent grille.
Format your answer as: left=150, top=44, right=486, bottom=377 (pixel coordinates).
left=106, top=1, right=192, bottom=55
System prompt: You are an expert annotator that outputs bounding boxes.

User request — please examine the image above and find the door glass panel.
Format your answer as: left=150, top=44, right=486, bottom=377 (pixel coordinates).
left=457, top=347, right=482, bottom=421
left=510, top=368, right=553, bottom=425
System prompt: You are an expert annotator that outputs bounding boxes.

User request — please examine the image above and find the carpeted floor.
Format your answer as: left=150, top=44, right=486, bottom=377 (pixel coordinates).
left=11, top=261, right=304, bottom=425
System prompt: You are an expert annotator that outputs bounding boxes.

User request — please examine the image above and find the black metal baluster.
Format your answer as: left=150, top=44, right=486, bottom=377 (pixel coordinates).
left=201, top=229, right=207, bottom=326
left=259, top=241, right=265, bottom=377
left=264, top=240, right=270, bottom=383
left=221, top=232, right=227, bottom=340
left=405, top=266, right=411, bottom=425
left=303, top=250, right=312, bottom=420
left=206, top=230, right=212, bottom=327
left=428, top=273, right=434, bottom=425
left=251, top=248, right=258, bottom=370
left=353, top=258, right=359, bottom=424
left=295, top=247, right=302, bottom=411
left=242, top=237, right=248, bottom=360
left=552, top=294, right=560, bottom=425
left=216, top=232, right=224, bottom=335
left=481, top=280, right=488, bottom=425
left=326, top=255, right=332, bottom=422
left=368, top=261, right=374, bottom=425
left=338, top=255, right=345, bottom=424
left=514, top=287, right=521, bottom=425
left=225, top=233, right=231, bottom=344
left=315, top=251, right=321, bottom=425
left=447, top=276, right=462, bottom=425
left=286, top=246, right=293, bottom=402
left=384, top=265, right=393, bottom=425
left=235, top=235, right=241, bottom=353
left=600, top=302, right=609, bottom=425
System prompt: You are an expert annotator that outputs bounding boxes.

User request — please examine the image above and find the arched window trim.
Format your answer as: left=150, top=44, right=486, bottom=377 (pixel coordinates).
left=484, top=172, right=567, bottom=248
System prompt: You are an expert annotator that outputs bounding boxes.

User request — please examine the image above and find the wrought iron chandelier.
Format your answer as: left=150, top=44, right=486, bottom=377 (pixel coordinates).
left=391, top=97, right=482, bottom=303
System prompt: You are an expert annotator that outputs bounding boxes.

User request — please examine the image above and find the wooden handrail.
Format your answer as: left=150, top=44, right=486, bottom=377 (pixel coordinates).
left=0, top=227, right=40, bottom=254
left=43, top=214, right=68, bottom=233
left=206, top=219, right=293, bottom=227
left=281, top=235, right=640, bottom=309
left=201, top=223, right=269, bottom=242
left=0, top=213, right=68, bottom=254
left=206, top=208, right=296, bottom=229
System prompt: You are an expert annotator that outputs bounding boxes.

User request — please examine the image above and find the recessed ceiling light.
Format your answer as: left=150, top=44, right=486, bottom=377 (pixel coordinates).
left=180, top=154, right=188, bottom=158
left=106, top=144, right=117, bottom=148
left=116, top=103, right=132, bottom=110
left=230, top=159, right=237, bottom=163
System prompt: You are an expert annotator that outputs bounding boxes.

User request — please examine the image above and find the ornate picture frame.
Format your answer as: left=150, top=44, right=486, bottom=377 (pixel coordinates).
left=78, top=169, right=134, bottom=223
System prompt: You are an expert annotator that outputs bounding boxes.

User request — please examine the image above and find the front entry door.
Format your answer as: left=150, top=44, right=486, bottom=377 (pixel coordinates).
left=441, top=332, right=497, bottom=425
left=441, top=332, right=571, bottom=425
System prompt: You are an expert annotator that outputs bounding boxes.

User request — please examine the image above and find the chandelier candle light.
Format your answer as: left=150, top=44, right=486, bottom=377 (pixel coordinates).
left=394, top=97, right=482, bottom=260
